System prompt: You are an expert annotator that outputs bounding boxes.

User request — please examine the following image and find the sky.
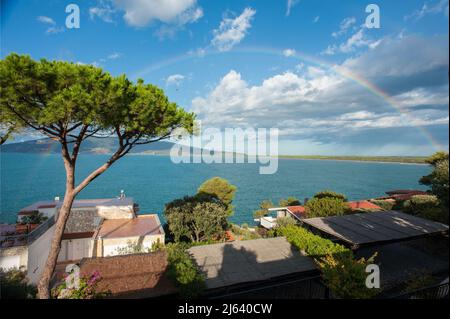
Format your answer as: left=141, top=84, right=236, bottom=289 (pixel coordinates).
left=0, top=0, right=449, bottom=156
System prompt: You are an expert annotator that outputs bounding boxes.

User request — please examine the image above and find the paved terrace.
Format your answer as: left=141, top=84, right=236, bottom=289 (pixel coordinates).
left=188, top=237, right=317, bottom=290
left=96, top=215, right=163, bottom=239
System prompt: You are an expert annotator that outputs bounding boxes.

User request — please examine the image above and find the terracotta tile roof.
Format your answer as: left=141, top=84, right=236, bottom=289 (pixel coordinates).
left=97, top=215, right=162, bottom=239
left=286, top=206, right=307, bottom=219
left=79, top=251, right=176, bottom=298
left=347, top=201, right=382, bottom=210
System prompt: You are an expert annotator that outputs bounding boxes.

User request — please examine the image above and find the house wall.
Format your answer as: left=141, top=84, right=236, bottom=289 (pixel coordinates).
left=58, top=238, right=92, bottom=262
left=0, top=246, right=28, bottom=270
left=26, top=224, right=55, bottom=284
left=102, top=234, right=165, bottom=257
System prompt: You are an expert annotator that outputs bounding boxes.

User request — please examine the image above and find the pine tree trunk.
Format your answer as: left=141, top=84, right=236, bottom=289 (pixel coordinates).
left=37, top=160, right=76, bottom=299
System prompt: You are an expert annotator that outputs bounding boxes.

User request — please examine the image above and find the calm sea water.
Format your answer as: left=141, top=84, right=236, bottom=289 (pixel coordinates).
left=0, top=153, right=430, bottom=224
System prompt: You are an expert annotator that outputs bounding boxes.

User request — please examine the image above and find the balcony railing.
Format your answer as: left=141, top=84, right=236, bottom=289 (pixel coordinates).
left=0, top=215, right=56, bottom=249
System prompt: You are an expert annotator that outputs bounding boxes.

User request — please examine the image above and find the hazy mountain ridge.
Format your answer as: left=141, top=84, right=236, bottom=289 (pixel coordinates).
left=0, top=138, right=181, bottom=155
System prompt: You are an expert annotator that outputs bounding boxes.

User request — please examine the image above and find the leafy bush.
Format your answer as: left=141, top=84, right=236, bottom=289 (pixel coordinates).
left=369, top=199, right=395, bottom=211
left=277, top=225, right=349, bottom=257
left=20, top=211, right=48, bottom=225
left=403, top=195, right=440, bottom=215
left=230, top=224, right=261, bottom=241
left=276, top=216, right=298, bottom=228
left=313, top=190, right=347, bottom=201
left=402, top=195, right=448, bottom=224
left=316, top=253, right=379, bottom=299
left=51, top=271, right=110, bottom=299
left=305, top=197, right=350, bottom=218
left=166, top=243, right=205, bottom=299
left=0, top=268, right=36, bottom=299
left=277, top=225, right=380, bottom=299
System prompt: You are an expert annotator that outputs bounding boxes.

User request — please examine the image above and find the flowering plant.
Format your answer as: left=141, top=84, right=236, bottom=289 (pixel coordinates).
left=52, top=270, right=110, bottom=299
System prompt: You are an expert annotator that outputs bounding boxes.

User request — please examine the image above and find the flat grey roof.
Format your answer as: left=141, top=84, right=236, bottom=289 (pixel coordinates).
left=302, top=210, right=449, bottom=247
left=19, top=198, right=134, bottom=213
left=188, top=237, right=317, bottom=290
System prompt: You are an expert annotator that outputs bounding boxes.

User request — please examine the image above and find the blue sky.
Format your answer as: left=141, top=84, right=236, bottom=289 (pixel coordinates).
left=1, top=0, right=449, bottom=155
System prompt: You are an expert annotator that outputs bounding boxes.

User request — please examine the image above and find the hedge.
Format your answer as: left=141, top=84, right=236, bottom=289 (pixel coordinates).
left=277, top=225, right=350, bottom=257
left=277, top=225, right=379, bottom=299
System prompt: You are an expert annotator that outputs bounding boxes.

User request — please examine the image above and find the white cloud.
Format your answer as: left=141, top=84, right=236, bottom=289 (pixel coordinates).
left=283, top=49, right=296, bottom=57
left=107, top=52, right=122, bottom=59
left=45, top=26, right=64, bottom=34
left=286, top=0, right=300, bottom=16
left=89, top=0, right=203, bottom=37
left=89, top=1, right=116, bottom=23
left=113, top=0, right=202, bottom=27
left=211, top=8, right=256, bottom=52
left=405, top=0, right=449, bottom=21
left=37, top=16, right=64, bottom=34
left=322, top=27, right=379, bottom=55
left=313, top=16, right=320, bottom=23
left=166, top=74, right=186, bottom=86
left=37, top=16, right=55, bottom=25
left=192, top=34, right=448, bottom=148
left=331, top=17, right=356, bottom=37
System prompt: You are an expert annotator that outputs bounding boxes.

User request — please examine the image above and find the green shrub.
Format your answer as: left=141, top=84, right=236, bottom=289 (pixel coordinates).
left=317, top=253, right=379, bottom=299
left=0, top=268, right=36, bottom=299
left=166, top=243, right=205, bottom=299
left=369, top=199, right=395, bottom=211
left=402, top=194, right=448, bottom=224
left=313, top=190, right=347, bottom=201
left=277, top=225, right=349, bottom=257
left=276, top=216, right=297, bottom=228
left=305, top=197, right=350, bottom=218
left=403, top=195, right=439, bottom=215
left=278, top=225, right=380, bottom=299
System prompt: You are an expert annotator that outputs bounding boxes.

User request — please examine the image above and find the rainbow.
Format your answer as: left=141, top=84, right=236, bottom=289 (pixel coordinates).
left=133, top=46, right=445, bottom=151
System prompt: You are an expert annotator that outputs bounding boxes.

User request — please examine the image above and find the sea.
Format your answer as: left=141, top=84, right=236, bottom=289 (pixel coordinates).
left=0, top=153, right=430, bottom=225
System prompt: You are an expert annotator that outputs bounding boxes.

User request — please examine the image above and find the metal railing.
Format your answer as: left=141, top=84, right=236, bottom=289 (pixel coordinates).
left=391, top=282, right=449, bottom=299
left=0, top=216, right=55, bottom=249
left=209, top=275, right=328, bottom=299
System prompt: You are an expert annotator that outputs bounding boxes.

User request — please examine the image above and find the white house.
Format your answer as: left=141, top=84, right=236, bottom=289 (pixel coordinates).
left=0, top=197, right=165, bottom=284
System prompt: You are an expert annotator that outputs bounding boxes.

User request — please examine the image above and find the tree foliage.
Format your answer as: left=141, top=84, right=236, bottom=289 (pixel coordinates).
left=164, top=195, right=229, bottom=242
left=305, top=197, right=349, bottom=218
left=0, top=53, right=195, bottom=298
left=279, top=196, right=301, bottom=207
left=419, top=152, right=449, bottom=224
left=197, top=177, right=237, bottom=215
left=313, top=190, right=347, bottom=201
left=253, top=200, right=274, bottom=219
